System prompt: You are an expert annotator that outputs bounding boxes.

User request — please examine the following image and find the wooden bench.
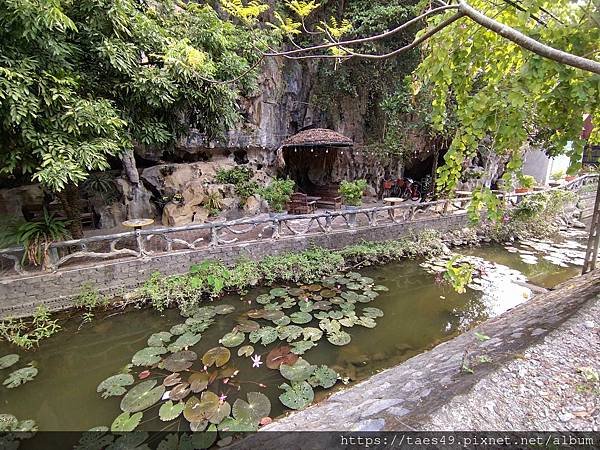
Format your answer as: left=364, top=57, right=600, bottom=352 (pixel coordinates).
left=309, top=184, right=342, bottom=210
left=287, top=193, right=317, bottom=214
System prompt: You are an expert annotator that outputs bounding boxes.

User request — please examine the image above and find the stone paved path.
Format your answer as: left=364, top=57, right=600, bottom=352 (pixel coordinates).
left=422, top=295, right=600, bottom=431
left=258, top=270, right=600, bottom=433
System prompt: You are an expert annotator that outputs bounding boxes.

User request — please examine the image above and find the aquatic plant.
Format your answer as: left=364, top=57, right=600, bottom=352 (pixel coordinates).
left=95, top=270, right=388, bottom=438
left=0, top=306, right=61, bottom=349
left=443, top=255, right=474, bottom=294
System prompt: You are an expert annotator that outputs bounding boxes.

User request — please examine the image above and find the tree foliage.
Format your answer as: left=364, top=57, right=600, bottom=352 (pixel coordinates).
left=415, top=0, right=600, bottom=192
left=0, top=0, right=265, bottom=192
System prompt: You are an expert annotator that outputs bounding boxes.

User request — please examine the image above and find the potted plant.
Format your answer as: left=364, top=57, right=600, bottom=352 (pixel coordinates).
left=339, top=179, right=368, bottom=209
left=564, top=173, right=577, bottom=182
left=515, top=175, right=536, bottom=193
left=258, top=178, right=295, bottom=216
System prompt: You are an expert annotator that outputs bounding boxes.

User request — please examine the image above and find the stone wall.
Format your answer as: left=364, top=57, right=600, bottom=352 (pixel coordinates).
left=0, top=213, right=469, bottom=318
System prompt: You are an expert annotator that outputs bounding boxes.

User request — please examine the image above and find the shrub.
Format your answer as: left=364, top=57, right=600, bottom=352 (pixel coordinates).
left=259, top=178, right=295, bottom=212
left=0, top=306, right=61, bottom=349
left=518, top=175, right=536, bottom=189
left=339, top=179, right=367, bottom=206
left=550, top=170, right=565, bottom=181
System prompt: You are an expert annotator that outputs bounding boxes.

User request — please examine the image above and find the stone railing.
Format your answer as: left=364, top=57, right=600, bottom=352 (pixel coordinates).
left=1, top=174, right=597, bottom=277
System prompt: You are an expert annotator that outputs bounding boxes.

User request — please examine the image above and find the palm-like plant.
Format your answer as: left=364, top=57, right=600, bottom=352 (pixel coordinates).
left=10, top=210, right=71, bottom=268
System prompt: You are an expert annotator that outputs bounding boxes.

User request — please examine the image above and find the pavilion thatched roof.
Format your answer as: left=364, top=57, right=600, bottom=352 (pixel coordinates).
left=281, top=128, right=353, bottom=148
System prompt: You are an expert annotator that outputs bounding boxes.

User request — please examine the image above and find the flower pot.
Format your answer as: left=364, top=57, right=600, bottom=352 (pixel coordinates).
left=269, top=211, right=286, bottom=218
left=343, top=205, right=359, bottom=211
left=564, top=175, right=577, bottom=182
left=515, top=187, right=530, bottom=193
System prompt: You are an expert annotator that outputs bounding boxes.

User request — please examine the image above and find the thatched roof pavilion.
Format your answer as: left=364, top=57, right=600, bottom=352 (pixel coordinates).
left=281, top=128, right=353, bottom=149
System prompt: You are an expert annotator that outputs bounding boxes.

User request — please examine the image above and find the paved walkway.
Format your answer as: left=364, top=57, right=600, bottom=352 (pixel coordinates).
left=256, top=270, right=600, bottom=434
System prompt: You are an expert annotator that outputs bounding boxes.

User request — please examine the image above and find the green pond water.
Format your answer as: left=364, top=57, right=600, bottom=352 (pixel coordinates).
left=0, top=244, right=581, bottom=432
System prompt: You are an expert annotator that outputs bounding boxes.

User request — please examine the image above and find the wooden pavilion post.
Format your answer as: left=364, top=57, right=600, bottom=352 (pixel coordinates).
left=582, top=178, right=600, bottom=274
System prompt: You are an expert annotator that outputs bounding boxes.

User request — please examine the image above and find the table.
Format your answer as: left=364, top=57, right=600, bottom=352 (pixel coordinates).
left=122, top=218, right=154, bottom=231
left=383, top=197, right=405, bottom=219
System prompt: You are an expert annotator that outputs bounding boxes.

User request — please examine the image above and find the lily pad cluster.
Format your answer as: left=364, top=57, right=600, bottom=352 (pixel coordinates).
left=1, top=354, right=38, bottom=389
left=96, top=272, right=389, bottom=436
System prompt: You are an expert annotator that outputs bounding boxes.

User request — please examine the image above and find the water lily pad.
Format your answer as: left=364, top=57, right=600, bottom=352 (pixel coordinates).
left=3, top=366, right=38, bottom=388
left=322, top=276, right=337, bottom=286
left=163, top=373, right=181, bottom=387
left=278, top=381, right=314, bottom=410
left=362, top=307, right=384, bottom=318
left=208, top=398, right=230, bottom=424
left=168, top=333, right=202, bottom=352
left=278, top=325, right=303, bottom=342
left=256, top=294, right=273, bottom=304
left=307, top=284, right=322, bottom=292
left=111, top=411, right=142, bottom=432
left=132, top=347, right=167, bottom=366
left=362, top=290, right=379, bottom=299
left=186, top=318, right=213, bottom=334
left=120, top=380, right=165, bottom=413
left=328, top=310, right=344, bottom=320
left=280, top=358, right=316, bottom=382
left=327, top=331, right=351, bottom=346
left=288, top=288, right=304, bottom=297
left=341, top=291, right=358, bottom=302
left=308, top=365, right=338, bottom=389
left=346, top=282, right=362, bottom=290
left=339, top=317, right=357, bottom=327
left=160, top=350, right=197, bottom=372
left=373, top=285, right=389, bottom=291
left=218, top=417, right=257, bottom=433
left=169, top=382, right=191, bottom=401
left=290, top=340, right=317, bottom=355
left=312, top=301, right=331, bottom=311
left=318, top=318, right=341, bottom=334
left=262, top=310, right=285, bottom=321
left=184, top=392, right=218, bottom=423
left=190, top=420, right=208, bottom=432
left=214, top=304, right=235, bottom=315
left=313, top=311, right=329, bottom=320
left=298, top=301, right=314, bottom=313
left=270, top=287, right=288, bottom=297
left=266, top=345, right=299, bottom=369
left=202, top=347, right=231, bottom=368
left=273, top=315, right=291, bottom=326
left=169, top=323, right=188, bottom=336
left=247, top=309, right=265, bottom=319
left=357, top=317, right=377, bottom=328
left=346, top=271, right=361, bottom=280
left=0, top=354, right=19, bottom=370
left=359, top=276, right=374, bottom=285
left=188, top=372, right=210, bottom=393
left=264, top=302, right=283, bottom=311
left=159, top=400, right=185, bottom=421
left=192, top=306, right=217, bottom=320
left=232, top=392, right=271, bottom=425
left=147, top=332, right=172, bottom=347
left=237, top=345, right=254, bottom=357
left=290, top=312, right=312, bottom=324
left=248, top=326, right=278, bottom=346
left=97, top=373, right=135, bottom=399
left=320, top=289, right=336, bottom=298
left=340, top=302, right=356, bottom=312
left=219, top=330, right=245, bottom=348
left=236, top=319, right=260, bottom=332
left=302, top=327, right=323, bottom=342
left=330, top=296, right=345, bottom=305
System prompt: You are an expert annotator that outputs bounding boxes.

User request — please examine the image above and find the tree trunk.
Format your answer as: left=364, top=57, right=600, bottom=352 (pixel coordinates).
left=57, top=183, right=84, bottom=239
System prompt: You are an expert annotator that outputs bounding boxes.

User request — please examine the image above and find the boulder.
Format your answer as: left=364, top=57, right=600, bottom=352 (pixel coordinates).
left=243, top=195, right=263, bottom=215
left=162, top=202, right=209, bottom=227
left=0, top=184, right=43, bottom=219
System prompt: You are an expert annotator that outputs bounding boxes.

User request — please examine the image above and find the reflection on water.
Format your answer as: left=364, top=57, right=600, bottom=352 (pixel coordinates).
left=0, top=244, right=579, bottom=430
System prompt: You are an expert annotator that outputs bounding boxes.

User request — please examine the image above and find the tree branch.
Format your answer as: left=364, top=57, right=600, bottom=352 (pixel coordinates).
left=264, top=5, right=459, bottom=57
left=458, top=1, right=600, bottom=74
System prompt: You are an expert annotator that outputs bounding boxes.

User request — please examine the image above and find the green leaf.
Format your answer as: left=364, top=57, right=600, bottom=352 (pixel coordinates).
left=219, top=330, right=245, bottom=348
left=159, top=400, right=185, bottom=421
left=0, top=354, right=19, bottom=370
left=3, top=366, right=38, bottom=388
left=232, top=391, right=271, bottom=424
left=327, top=331, right=351, bottom=346
left=148, top=332, right=172, bottom=347
left=111, top=411, right=142, bottom=432
left=167, top=332, right=201, bottom=352
left=120, top=380, right=165, bottom=413
left=278, top=381, right=314, bottom=410
left=97, top=373, right=135, bottom=399
left=202, top=347, right=230, bottom=367
left=214, top=304, right=235, bottom=314
left=269, top=288, right=288, bottom=297
left=159, top=350, right=197, bottom=372
left=290, top=311, right=312, bottom=324
left=237, top=345, right=254, bottom=357
left=361, top=307, right=384, bottom=318
left=278, top=325, right=303, bottom=342
left=474, top=331, right=490, bottom=341
left=248, top=326, right=278, bottom=346
left=280, top=358, right=316, bottom=381
left=132, top=347, right=167, bottom=366
left=308, top=365, right=338, bottom=389
left=290, top=340, right=316, bottom=355
left=302, top=327, right=323, bottom=342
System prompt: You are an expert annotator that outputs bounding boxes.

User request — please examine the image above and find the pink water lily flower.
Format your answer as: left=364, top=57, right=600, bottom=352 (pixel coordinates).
left=251, top=354, right=263, bottom=368
left=219, top=393, right=227, bottom=404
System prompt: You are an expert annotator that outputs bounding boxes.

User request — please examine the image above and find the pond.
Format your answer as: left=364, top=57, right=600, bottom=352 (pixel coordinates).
left=0, top=241, right=583, bottom=437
